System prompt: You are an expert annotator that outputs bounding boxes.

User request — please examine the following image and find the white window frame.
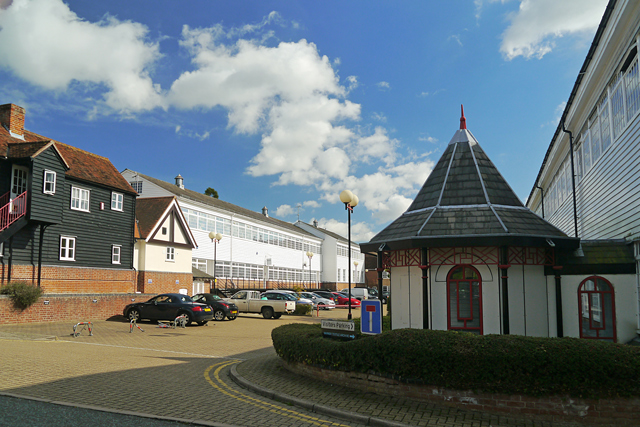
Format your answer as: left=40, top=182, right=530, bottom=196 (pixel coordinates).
left=71, top=187, right=90, bottom=212
left=111, top=192, right=123, bottom=211
left=43, top=170, right=56, bottom=195
left=166, top=247, right=175, bottom=262
left=60, top=236, right=76, bottom=261
left=112, top=245, right=121, bottom=264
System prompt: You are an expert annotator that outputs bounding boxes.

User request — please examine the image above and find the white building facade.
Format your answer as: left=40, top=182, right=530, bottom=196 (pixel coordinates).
left=525, top=0, right=640, bottom=344
left=122, top=170, right=357, bottom=291
left=294, top=221, right=365, bottom=287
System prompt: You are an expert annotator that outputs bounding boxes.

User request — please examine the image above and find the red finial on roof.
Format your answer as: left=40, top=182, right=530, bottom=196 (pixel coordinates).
left=460, top=104, right=467, bottom=130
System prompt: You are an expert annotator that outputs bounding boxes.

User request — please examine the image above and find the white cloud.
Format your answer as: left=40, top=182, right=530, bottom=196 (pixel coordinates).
left=448, top=34, right=463, bottom=47
left=371, top=112, right=387, bottom=122
left=500, top=0, right=608, bottom=60
left=275, top=204, right=295, bottom=217
left=419, top=136, right=438, bottom=143
left=303, top=200, right=320, bottom=208
left=0, top=4, right=435, bottom=231
left=0, top=0, right=164, bottom=112
left=317, top=217, right=375, bottom=243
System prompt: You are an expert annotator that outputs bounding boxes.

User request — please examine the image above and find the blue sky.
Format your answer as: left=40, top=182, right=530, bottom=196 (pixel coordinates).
left=0, top=0, right=608, bottom=241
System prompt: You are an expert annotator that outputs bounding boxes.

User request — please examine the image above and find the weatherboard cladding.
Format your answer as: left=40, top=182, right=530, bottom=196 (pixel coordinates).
left=368, top=119, right=571, bottom=247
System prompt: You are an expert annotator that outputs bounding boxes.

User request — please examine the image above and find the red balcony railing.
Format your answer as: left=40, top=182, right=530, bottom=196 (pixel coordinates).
left=0, top=191, right=27, bottom=233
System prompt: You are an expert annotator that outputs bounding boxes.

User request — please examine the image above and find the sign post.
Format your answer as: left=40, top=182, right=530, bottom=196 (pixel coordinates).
left=360, top=300, right=382, bottom=335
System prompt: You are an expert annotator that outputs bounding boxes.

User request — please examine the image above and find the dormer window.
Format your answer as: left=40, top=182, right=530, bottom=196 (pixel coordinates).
left=43, top=170, right=56, bottom=195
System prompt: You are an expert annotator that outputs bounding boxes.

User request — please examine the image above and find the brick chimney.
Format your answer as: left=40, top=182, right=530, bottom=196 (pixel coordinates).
left=0, top=104, right=25, bottom=139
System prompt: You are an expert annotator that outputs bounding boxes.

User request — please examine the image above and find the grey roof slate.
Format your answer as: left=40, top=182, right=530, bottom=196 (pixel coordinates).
left=365, top=117, right=578, bottom=252
left=127, top=170, right=318, bottom=239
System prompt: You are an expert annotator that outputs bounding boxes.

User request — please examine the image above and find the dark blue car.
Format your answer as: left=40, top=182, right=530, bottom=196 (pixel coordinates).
left=191, top=293, right=239, bottom=321
left=123, top=293, right=214, bottom=326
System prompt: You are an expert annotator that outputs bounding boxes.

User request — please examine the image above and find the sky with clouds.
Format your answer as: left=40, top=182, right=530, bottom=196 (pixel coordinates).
left=0, top=0, right=608, bottom=242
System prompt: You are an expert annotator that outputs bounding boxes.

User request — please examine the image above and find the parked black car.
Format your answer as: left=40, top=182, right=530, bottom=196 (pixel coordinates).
left=123, top=293, right=214, bottom=326
left=314, top=290, right=338, bottom=303
left=191, top=293, right=238, bottom=321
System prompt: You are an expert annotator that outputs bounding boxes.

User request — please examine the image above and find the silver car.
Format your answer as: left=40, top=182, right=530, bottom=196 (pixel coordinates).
left=299, top=291, right=336, bottom=310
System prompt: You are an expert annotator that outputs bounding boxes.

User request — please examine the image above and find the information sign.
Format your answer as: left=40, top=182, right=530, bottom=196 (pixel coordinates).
left=360, top=300, right=382, bottom=335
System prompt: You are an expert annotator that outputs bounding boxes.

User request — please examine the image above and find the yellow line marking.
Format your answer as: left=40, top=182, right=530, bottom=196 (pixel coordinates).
left=204, top=360, right=351, bottom=427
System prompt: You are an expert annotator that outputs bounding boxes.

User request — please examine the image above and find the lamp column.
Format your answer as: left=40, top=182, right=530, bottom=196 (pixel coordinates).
left=306, top=251, right=314, bottom=288
left=209, top=232, right=222, bottom=295
left=340, top=190, right=358, bottom=320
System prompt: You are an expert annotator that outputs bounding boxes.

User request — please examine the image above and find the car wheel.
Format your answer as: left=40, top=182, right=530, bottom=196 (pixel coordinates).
left=179, top=312, right=193, bottom=326
left=214, top=309, right=226, bottom=321
left=262, top=307, right=274, bottom=319
left=128, top=308, right=141, bottom=322
left=272, top=313, right=282, bottom=319
left=318, top=303, right=325, bottom=310
left=197, top=321, right=208, bottom=326
left=227, top=316, right=237, bottom=321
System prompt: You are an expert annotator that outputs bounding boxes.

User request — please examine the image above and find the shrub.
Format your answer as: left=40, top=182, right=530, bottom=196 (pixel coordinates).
left=0, top=281, right=43, bottom=309
left=293, top=303, right=312, bottom=316
left=272, top=324, right=640, bottom=398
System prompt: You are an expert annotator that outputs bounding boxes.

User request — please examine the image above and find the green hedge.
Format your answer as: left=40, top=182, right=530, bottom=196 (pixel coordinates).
left=272, top=324, right=640, bottom=398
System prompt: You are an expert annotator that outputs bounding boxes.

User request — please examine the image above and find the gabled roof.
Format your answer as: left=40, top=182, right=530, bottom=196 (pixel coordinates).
left=0, top=126, right=136, bottom=195
left=125, top=170, right=320, bottom=239
left=294, top=221, right=350, bottom=244
left=135, top=196, right=197, bottom=247
left=362, top=109, right=579, bottom=253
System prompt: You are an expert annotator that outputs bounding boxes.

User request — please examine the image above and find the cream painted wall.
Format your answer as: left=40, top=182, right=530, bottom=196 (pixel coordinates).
left=560, top=273, right=638, bottom=343
left=508, top=265, right=550, bottom=337
left=173, top=217, right=188, bottom=245
left=143, top=243, right=192, bottom=273
left=390, top=266, right=422, bottom=330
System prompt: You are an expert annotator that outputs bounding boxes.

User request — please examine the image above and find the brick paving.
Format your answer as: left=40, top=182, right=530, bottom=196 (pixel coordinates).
left=0, top=311, right=582, bottom=427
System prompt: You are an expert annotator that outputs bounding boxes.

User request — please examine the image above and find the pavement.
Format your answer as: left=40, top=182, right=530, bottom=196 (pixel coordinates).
left=0, top=308, right=582, bottom=427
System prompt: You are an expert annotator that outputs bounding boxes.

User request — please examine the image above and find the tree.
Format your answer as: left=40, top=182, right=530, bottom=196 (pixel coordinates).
left=204, top=187, right=219, bottom=198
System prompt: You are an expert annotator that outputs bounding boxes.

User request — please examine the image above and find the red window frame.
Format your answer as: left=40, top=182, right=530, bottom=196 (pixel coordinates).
left=446, top=265, right=483, bottom=334
left=577, top=276, right=617, bottom=342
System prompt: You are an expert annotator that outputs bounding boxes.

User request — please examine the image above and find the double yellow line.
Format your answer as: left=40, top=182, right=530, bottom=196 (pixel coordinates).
left=204, top=360, right=351, bottom=427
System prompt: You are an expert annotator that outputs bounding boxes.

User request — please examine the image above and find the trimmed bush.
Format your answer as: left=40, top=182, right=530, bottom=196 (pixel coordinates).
left=272, top=324, right=640, bottom=398
left=293, top=303, right=312, bottom=316
left=0, top=281, right=43, bottom=309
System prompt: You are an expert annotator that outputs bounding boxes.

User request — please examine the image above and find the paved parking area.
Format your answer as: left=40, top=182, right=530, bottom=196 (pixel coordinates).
left=0, top=311, right=580, bottom=427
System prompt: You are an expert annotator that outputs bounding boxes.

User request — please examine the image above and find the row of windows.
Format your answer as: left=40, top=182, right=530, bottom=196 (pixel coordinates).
left=41, top=171, right=124, bottom=212
left=59, top=236, right=121, bottom=264
left=192, top=258, right=318, bottom=282
left=182, top=207, right=322, bottom=255
left=445, top=266, right=617, bottom=341
left=542, top=45, right=639, bottom=217
left=337, top=244, right=364, bottom=260
left=337, top=268, right=364, bottom=283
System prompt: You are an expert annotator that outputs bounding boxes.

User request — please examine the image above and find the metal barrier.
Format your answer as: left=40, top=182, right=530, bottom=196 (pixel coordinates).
left=72, top=321, right=93, bottom=337
left=129, top=319, right=144, bottom=333
left=315, top=304, right=358, bottom=316
left=157, top=314, right=188, bottom=329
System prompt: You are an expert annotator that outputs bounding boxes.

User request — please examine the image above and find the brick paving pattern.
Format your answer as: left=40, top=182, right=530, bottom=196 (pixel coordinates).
left=0, top=312, right=583, bottom=427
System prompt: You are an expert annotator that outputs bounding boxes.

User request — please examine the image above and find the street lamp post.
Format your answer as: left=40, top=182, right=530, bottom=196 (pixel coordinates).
left=339, top=190, right=358, bottom=320
left=353, top=261, right=359, bottom=285
left=306, top=251, right=313, bottom=288
left=209, top=231, right=222, bottom=295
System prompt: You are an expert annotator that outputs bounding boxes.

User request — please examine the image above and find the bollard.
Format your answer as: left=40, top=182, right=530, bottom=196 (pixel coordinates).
left=129, top=319, right=144, bottom=333
left=72, top=321, right=93, bottom=338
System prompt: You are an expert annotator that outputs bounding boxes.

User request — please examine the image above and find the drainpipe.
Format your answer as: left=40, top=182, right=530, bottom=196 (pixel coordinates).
left=535, top=186, right=545, bottom=219
left=561, top=121, right=579, bottom=238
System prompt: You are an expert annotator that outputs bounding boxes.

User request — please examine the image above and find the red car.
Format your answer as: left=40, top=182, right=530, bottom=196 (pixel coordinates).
left=332, top=292, right=361, bottom=307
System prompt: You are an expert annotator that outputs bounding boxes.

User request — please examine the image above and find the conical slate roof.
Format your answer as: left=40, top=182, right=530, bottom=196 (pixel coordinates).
left=362, top=108, right=579, bottom=252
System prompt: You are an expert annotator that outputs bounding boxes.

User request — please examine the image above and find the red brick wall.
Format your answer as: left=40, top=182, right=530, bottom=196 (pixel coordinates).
left=284, top=361, right=640, bottom=426
left=1, top=265, right=137, bottom=294
left=137, top=271, right=193, bottom=294
left=0, top=293, right=154, bottom=324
